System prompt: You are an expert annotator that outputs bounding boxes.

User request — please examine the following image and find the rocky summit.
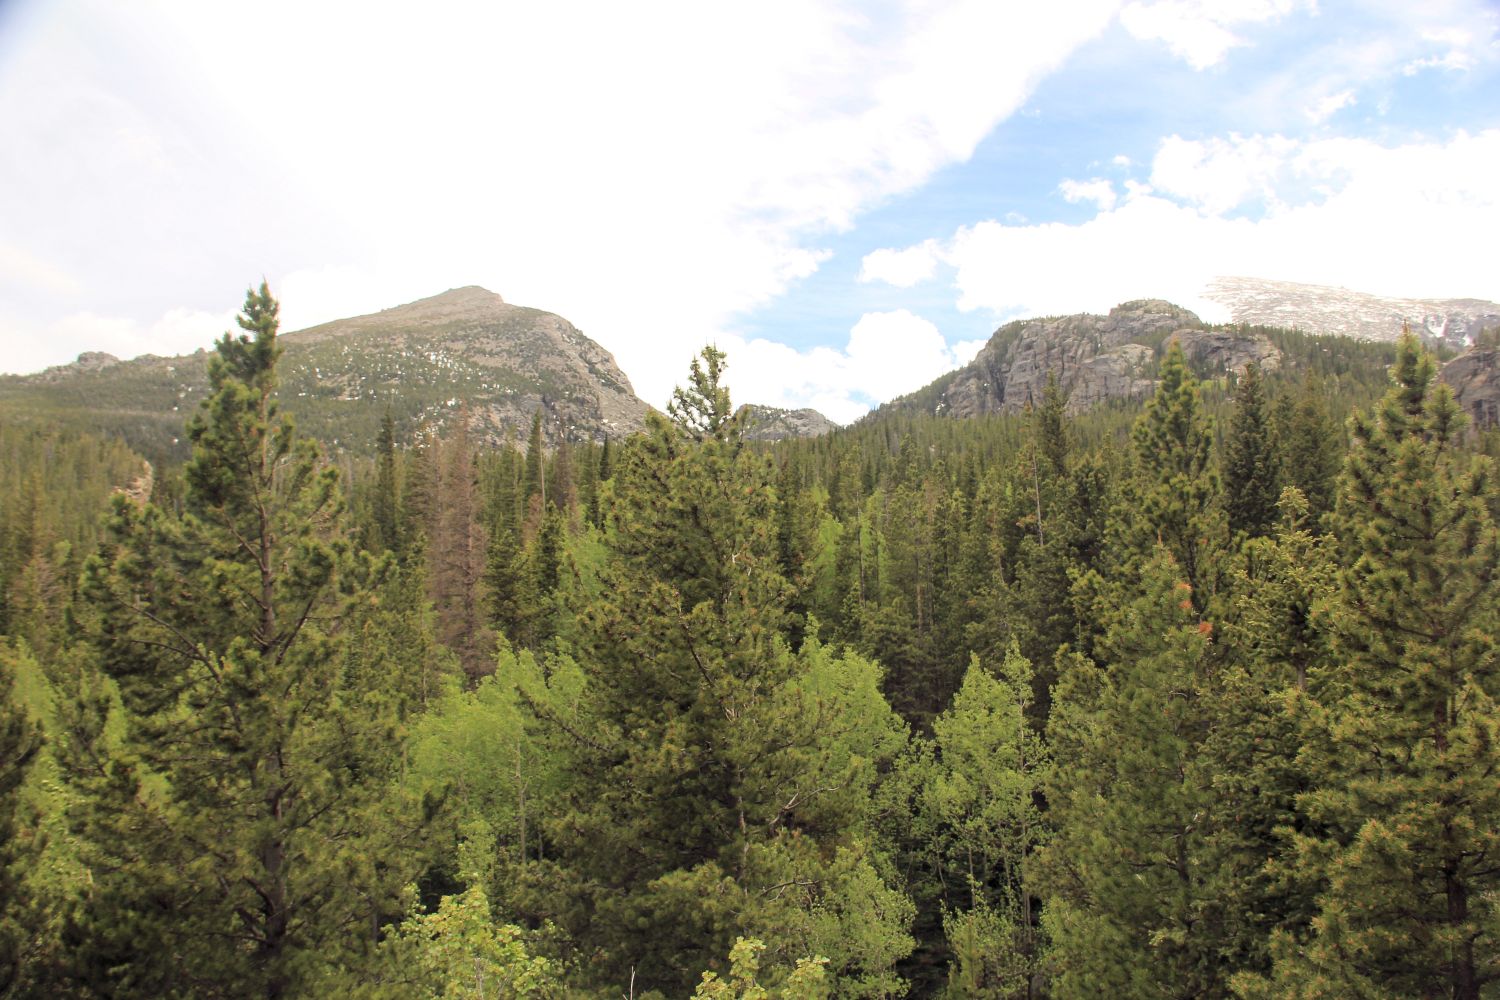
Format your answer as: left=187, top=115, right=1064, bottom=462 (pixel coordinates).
left=281, top=286, right=650, bottom=447
left=1205, top=276, right=1500, bottom=350
left=0, top=286, right=651, bottom=461
left=737, top=404, right=840, bottom=441
left=882, top=300, right=1281, bottom=419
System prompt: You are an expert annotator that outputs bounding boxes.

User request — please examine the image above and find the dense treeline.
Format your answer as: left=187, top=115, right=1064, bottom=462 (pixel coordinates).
left=2, top=285, right=1496, bottom=998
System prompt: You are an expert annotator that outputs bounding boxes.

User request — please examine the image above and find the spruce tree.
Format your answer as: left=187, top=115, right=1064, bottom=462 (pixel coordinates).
left=1242, top=334, right=1500, bottom=999
left=1223, top=362, right=1280, bottom=539
left=1278, top=373, right=1343, bottom=522
left=74, top=283, right=431, bottom=998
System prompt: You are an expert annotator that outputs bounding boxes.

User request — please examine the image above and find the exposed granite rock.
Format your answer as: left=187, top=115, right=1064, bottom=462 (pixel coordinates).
left=1440, top=348, right=1500, bottom=430
left=1067, top=344, right=1158, bottom=413
left=1171, top=329, right=1281, bottom=377
left=737, top=404, right=839, bottom=441
left=895, top=300, right=1203, bottom=417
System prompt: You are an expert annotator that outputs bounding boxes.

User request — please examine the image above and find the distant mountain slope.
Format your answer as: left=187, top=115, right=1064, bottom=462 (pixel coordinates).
left=738, top=404, right=839, bottom=441
left=1205, top=276, right=1500, bottom=349
left=879, top=300, right=1282, bottom=419
left=0, top=287, right=651, bottom=461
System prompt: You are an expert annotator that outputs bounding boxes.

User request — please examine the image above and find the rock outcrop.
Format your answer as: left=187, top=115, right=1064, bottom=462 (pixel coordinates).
left=882, top=299, right=1286, bottom=419
left=737, top=404, right=839, bottom=441
left=1171, top=329, right=1281, bottom=377
left=35, top=351, right=121, bottom=382
left=893, top=301, right=1179, bottom=416
left=1440, top=348, right=1500, bottom=430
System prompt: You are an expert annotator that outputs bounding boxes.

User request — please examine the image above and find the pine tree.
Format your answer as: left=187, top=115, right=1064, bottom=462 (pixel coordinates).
left=1119, top=340, right=1226, bottom=612
left=536, top=349, right=913, bottom=996
left=1278, top=373, right=1344, bottom=522
left=547, top=437, right=575, bottom=513
left=1037, top=549, right=1228, bottom=998
left=369, top=409, right=401, bottom=554
left=74, top=283, right=432, bottom=998
left=1241, top=334, right=1500, bottom=999
left=429, top=412, right=494, bottom=683
left=1223, top=362, right=1281, bottom=539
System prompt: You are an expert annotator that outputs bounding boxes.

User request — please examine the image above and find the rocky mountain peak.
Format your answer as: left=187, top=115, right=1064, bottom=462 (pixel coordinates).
left=880, top=299, right=1283, bottom=420
left=1204, top=276, right=1500, bottom=349
left=737, top=404, right=839, bottom=441
left=0, top=289, right=652, bottom=460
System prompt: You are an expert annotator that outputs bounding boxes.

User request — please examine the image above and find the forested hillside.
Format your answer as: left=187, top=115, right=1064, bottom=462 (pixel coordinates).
left=3, top=285, right=1499, bottom=998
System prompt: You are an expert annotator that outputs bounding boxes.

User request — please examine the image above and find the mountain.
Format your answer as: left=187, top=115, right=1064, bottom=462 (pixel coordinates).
left=1440, top=346, right=1500, bottom=429
left=880, top=300, right=1281, bottom=419
left=1204, top=276, right=1500, bottom=349
left=0, top=287, right=651, bottom=461
left=737, top=404, right=839, bottom=441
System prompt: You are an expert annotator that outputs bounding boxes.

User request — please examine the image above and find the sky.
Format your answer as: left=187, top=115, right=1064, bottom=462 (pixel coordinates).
left=0, top=0, right=1497, bottom=423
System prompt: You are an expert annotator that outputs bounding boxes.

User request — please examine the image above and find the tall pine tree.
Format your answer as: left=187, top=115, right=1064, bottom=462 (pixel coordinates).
left=1242, top=334, right=1500, bottom=999
left=74, top=283, right=433, bottom=998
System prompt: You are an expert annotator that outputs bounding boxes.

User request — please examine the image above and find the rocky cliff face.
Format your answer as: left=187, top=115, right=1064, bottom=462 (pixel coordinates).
left=1205, top=276, right=1500, bottom=350
left=737, top=404, right=839, bottom=441
left=1440, top=348, right=1500, bottom=430
left=886, top=300, right=1281, bottom=418
left=1171, top=329, right=1282, bottom=377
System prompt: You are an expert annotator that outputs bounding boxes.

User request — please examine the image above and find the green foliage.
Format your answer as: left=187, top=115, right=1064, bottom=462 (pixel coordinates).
left=1241, top=334, right=1500, bottom=999
left=692, top=937, right=830, bottom=1000
left=1223, top=362, right=1281, bottom=539
left=1038, top=550, right=1231, bottom=998
left=922, top=646, right=1046, bottom=994
left=532, top=354, right=914, bottom=996
left=352, top=825, right=560, bottom=1000
left=70, top=283, right=438, bottom=998
left=0, top=647, right=45, bottom=995
left=1120, top=341, right=1227, bottom=608
left=669, top=345, right=736, bottom=443
left=7, top=316, right=1496, bottom=998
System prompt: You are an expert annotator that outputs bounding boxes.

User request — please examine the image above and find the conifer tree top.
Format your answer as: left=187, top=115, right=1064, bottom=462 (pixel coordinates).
left=668, top=345, right=737, bottom=443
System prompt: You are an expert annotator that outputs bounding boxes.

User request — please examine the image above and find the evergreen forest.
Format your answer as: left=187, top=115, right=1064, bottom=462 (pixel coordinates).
left=3, top=283, right=1499, bottom=999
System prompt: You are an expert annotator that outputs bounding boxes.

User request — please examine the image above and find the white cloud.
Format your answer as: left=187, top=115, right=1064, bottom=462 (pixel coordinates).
left=859, top=241, right=942, bottom=287
left=0, top=0, right=1124, bottom=402
left=951, top=338, right=989, bottom=365
left=902, top=129, right=1500, bottom=324
left=1305, top=89, right=1356, bottom=123
left=1119, top=0, right=1311, bottom=69
left=721, top=309, right=985, bottom=424
left=1059, top=177, right=1119, bottom=210
left=1149, top=133, right=1301, bottom=214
